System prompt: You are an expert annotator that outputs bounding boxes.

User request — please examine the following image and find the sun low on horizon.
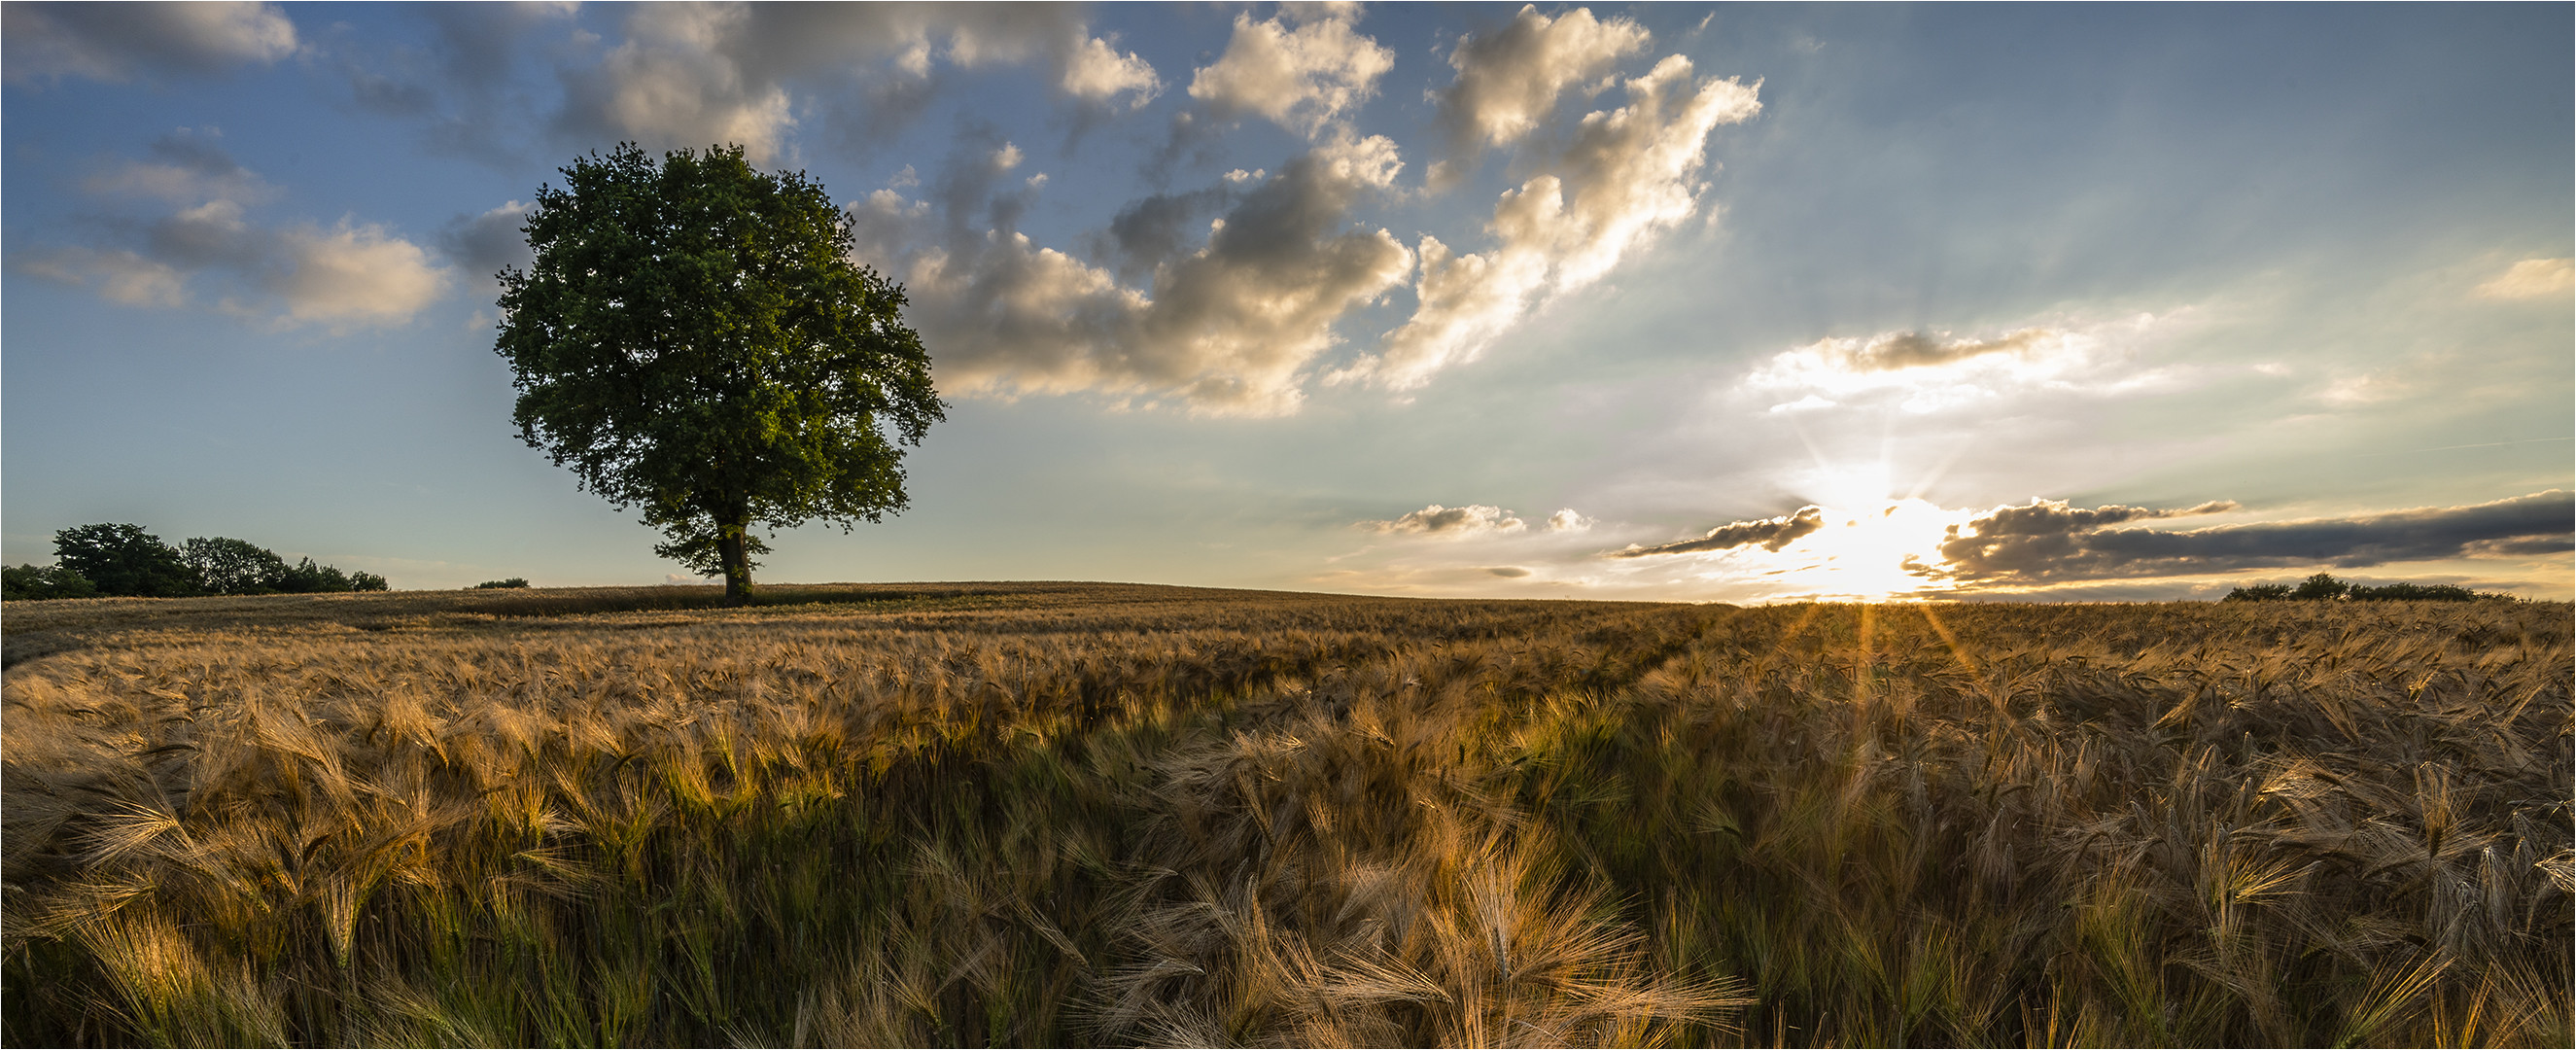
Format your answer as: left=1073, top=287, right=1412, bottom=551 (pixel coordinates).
left=4, top=3, right=2569, bottom=604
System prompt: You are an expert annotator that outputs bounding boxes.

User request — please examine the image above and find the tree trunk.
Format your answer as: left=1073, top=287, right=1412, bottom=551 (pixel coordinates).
left=717, top=521, right=753, bottom=607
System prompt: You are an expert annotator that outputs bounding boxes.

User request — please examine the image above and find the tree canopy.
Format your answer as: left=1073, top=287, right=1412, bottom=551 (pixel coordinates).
left=495, top=143, right=944, bottom=605
left=4, top=525, right=388, bottom=600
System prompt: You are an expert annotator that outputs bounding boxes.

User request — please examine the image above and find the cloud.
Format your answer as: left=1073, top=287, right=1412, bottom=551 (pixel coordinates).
left=272, top=221, right=452, bottom=326
left=1924, top=491, right=2570, bottom=583
left=1737, top=313, right=2199, bottom=415
left=562, top=4, right=798, bottom=163
left=4, top=1, right=297, bottom=84
left=1360, top=504, right=1529, bottom=538
left=853, top=134, right=1412, bottom=416
left=17, top=137, right=452, bottom=328
left=553, top=4, right=1161, bottom=162
left=1826, top=329, right=2051, bottom=371
left=82, top=127, right=274, bottom=206
left=12, top=247, right=189, bottom=307
left=1613, top=506, right=1826, bottom=557
left=437, top=200, right=534, bottom=293
left=2475, top=257, right=2574, bottom=300
left=1059, top=31, right=1161, bottom=108
left=1546, top=508, right=1592, bottom=532
left=1485, top=566, right=1532, bottom=578
left=1432, top=5, right=1651, bottom=158
left=1338, top=54, right=1760, bottom=391
left=1186, top=6, right=1393, bottom=136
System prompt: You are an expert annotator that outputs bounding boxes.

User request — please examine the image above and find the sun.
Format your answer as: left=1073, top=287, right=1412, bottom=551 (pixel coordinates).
left=1761, top=462, right=1972, bottom=600
left=1787, top=497, right=1963, bottom=599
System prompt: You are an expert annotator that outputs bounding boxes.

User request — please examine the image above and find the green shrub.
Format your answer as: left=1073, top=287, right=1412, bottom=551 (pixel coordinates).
left=53, top=524, right=196, bottom=597
left=473, top=578, right=531, bottom=589
left=0, top=564, right=98, bottom=601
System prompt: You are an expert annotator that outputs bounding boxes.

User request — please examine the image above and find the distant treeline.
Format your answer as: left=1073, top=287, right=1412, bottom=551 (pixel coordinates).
left=2224, top=572, right=2509, bottom=603
left=2, top=523, right=387, bottom=601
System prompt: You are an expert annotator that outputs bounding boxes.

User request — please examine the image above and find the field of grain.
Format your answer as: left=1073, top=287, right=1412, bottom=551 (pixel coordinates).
left=3, top=583, right=2568, bottom=1046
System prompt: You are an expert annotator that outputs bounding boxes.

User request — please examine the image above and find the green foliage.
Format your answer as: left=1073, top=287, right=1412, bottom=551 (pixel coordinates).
left=2349, top=580, right=2488, bottom=602
left=473, top=578, right=532, bottom=589
left=2229, top=573, right=2506, bottom=603
left=495, top=143, right=946, bottom=607
left=2289, top=572, right=2350, bottom=601
left=2222, top=582, right=2292, bottom=601
left=180, top=537, right=290, bottom=595
left=53, top=523, right=197, bottom=597
left=1, top=564, right=98, bottom=601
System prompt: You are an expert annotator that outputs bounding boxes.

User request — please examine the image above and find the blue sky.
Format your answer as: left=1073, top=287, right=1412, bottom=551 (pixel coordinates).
left=5, top=2, right=2569, bottom=601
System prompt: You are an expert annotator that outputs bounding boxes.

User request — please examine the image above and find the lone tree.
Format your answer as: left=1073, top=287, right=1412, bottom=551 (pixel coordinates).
left=496, top=144, right=944, bottom=606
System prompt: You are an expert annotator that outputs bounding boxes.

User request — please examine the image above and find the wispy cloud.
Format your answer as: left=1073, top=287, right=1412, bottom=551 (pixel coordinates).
left=2475, top=257, right=2573, bottom=300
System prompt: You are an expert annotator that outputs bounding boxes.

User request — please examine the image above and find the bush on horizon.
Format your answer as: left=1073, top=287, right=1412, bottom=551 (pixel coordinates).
left=2224, top=571, right=2507, bottom=603
left=2, top=524, right=388, bottom=600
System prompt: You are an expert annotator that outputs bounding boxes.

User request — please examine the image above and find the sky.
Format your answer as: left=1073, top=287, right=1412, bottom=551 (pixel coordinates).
left=4, top=1, right=2570, bottom=603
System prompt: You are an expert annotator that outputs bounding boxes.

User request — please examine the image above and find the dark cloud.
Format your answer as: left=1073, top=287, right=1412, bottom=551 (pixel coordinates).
left=1095, top=186, right=1233, bottom=284
left=1616, top=506, right=1826, bottom=557
left=1839, top=330, right=2046, bottom=371
left=1485, top=566, right=1532, bottom=578
left=436, top=200, right=532, bottom=292
left=1927, top=491, right=2573, bottom=582
left=1358, top=504, right=1526, bottom=537
left=145, top=126, right=247, bottom=178
left=1967, top=498, right=2239, bottom=538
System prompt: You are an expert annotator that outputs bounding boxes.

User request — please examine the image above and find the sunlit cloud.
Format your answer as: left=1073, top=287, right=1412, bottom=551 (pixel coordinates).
left=1339, top=54, right=1761, bottom=392
left=1430, top=5, right=1651, bottom=165
left=1737, top=311, right=2208, bottom=416
left=1187, top=5, right=1393, bottom=137
left=2475, top=257, right=2573, bottom=300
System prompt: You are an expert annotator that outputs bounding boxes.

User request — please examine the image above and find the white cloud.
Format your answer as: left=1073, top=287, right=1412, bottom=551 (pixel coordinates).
left=2475, top=257, right=2574, bottom=300
left=273, top=221, right=453, bottom=327
left=854, top=135, right=1412, bottom=416
left=3, top=1, right=296, bottom=84
left=1433, top=5, right=1651, bottom=156
left=1187, top=7, right=1394, bottom=136
left=554, top=5, right=1161, bottom=161
left=1059, top=32, right=1162, bottom=107
left=1546, top=508, right=1593, bottom=532
left=1340, top=54, right=1760, bottom=391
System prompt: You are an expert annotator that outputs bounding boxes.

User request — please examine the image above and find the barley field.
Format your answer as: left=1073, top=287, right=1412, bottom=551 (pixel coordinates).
left=3, top=583, right=2567, bottom=1047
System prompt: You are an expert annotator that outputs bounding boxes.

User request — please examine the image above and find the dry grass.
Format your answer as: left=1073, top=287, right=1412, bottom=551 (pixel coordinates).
left=2, top=583, right=2566, bottom=1046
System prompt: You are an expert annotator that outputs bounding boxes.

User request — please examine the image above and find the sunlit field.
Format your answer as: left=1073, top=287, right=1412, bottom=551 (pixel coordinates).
left=4, top=584, right=2568, bottom=1047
